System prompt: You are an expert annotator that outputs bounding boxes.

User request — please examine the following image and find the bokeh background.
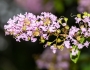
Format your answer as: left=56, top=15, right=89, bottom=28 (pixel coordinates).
left=0, top=0, right=90, bottom=70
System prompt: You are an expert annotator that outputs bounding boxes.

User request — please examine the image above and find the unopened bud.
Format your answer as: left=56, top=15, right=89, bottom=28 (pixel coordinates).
left=77, top=14, right=81, bottom=18
left=65, top=25, right=69, bottom=29
left=58, top=19, right=62, bottom=24
left=57, top=45, right=64, bottom=51
left=56, top=38, right=61, bottom=43
left=47, top=42, right=52, bottom=46
left=57, top=29, right=61, bottom=33
left=64, top=17, right=68, bottom=23
left=41, top=39, right=45, bottom=43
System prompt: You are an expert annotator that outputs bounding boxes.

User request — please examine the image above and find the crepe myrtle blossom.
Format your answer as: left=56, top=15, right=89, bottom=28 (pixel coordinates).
left=63, top=12, right=90, bottom=58
left=68, top=26, right=80, bottom=37
left=66, top=28, right=90, bottom=49
left=63, top=40, right=72, bottom=48
left=4, top=12, right=90, bottom=63
left=4, top=12, right=38, bottom=42
left=84, top=41, right=90, bottom=48
left=4, top=12, right=64, bottom=44
left=4, top=12, right=90, bottom=49
left=71, top=48, right=79, bottom=56
left=74, top=12, right=90, bottom=37
left=50, top=44, right=57, bottom=53
left=37, top=12, right=60, bottom=33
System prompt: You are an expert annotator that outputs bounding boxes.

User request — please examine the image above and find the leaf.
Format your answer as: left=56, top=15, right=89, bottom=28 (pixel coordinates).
left=79, top=37, right=85, bottom=44
left=70, top=50, right=80, bottom=63
left=72, top=45, right=76, bottom=48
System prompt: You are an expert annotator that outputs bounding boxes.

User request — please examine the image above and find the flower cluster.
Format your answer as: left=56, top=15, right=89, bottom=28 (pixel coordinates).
left=35, top=48, right=70, bottom=70
left=4, top=12, right=69, bottom=52
left=4, top=12, right=90, bottom=63
left=64, top=12, right=90, bottom=57
left=4, top=12, right=37, bottom=42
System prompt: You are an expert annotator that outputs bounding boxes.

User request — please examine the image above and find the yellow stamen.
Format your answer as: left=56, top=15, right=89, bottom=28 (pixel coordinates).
left=28, top=37, right=30, bottom=40
left=76, top=36, right=81, bottom=41
left=22, top=26, right=26, bottom=31
left=33, top=31, right=40, bottom=36
left=10, top=31, right=14, bottom=35
left=24, top=18, right=30, bottom=25
left=44, top=18, right=51, bottom=25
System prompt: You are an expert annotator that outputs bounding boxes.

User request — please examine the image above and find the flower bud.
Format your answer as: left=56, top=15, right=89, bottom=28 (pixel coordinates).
left=57, top=45, right=64, bottom=51
left=64, top=17, right=68, bottom=23
left=77, top=14, right=81, bottom=18
left=56, top=29, right=61, bottom=33
left=65, top=25, right=69, bottom=29
left=56, top=38, right=61, bottom=43
left=47, top=42, right=52, bottom=46
left=58, top=19, right=62, bottom=24
left=40, top=39, right=45, bottom=43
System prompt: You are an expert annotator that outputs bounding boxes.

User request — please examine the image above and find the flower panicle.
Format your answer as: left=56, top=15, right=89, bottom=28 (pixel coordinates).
left=4, top=12, right=90, bottom=63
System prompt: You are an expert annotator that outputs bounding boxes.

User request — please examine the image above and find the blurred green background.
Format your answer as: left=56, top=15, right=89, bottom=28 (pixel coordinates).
left=0, top=0, right=90, bottom=70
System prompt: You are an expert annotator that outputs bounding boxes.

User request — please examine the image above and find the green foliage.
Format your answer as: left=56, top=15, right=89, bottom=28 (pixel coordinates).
left=70, top=50, right=80, bottom=63
left=79, top=37, right=85, bottom=44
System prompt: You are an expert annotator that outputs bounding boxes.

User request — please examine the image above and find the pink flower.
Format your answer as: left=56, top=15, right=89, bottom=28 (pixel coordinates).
left=83, top=17, right=90, bottom=22
left=69, top=26, right=80, bottom=36
left=48, top=26, right=56, bottom=32
left=64, top=41, right=71, bottom=48
left=71, top=49, right=78, bottom=56
left=78, top=44, right=84, bottom=49
left=50, top=45, right=57, bottom=53
left=84, top=41, right=90, bottom=48
left=75, top=17, right=82, bottom=23
left=31, top=37, right=37, bottom=42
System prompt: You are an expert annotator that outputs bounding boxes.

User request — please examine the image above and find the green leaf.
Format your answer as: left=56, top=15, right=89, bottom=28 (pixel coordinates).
left=70, top=50, right=80, bottom=63
left=79, top=37, right=85, bottom=44
left=72, top=45, right=76, bottom=48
